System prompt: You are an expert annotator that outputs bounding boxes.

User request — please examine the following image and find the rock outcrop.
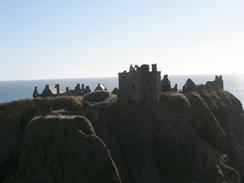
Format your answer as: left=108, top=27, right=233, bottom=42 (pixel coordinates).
left=0, top=90, right=244, bottom=183
left=0, top=97, right=120, bottom=183
left=14, top=115, right=120, bottom=183
left=85, top=91, right=244, bottom=183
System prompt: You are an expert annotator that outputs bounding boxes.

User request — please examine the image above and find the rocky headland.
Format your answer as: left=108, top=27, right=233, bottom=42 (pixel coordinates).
left=0, top=89, right=244, bottom=183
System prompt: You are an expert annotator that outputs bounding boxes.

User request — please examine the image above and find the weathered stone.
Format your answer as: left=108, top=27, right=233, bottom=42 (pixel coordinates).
left=118, top=64, right=161, bottom=104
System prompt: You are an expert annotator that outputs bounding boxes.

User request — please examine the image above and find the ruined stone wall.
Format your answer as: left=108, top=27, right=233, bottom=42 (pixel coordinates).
left=142, top=71, right=161, bottom=104
left=183, top=76, right=224, bottom=92
left=118, top=71, right=143, bottom=103
left=118, top=68, right=161, bottom=104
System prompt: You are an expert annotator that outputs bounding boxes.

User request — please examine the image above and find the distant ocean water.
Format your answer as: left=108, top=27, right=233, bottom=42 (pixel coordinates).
left=0, top=75, right=244, bottom=105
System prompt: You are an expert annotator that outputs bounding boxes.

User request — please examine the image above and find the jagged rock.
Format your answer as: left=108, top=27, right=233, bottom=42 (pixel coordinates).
left=10, top=115, right=120, bottom=183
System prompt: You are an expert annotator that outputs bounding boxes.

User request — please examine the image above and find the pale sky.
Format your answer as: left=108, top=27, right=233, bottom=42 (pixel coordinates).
left=0, top=0, right=244, bottom=81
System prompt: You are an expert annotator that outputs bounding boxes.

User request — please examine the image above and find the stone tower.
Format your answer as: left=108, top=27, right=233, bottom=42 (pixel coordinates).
left=118, top=64, right=161, bottom=104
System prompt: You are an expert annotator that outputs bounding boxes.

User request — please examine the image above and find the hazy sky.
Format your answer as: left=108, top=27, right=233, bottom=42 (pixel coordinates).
left=0, top=0, right=244, bottom=80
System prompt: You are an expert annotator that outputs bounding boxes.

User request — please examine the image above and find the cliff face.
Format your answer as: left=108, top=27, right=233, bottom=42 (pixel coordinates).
left=0, top=97, right=120, bottom=183
left=0, top=91, right=244, bottom=183
left=17, top=115, right=120, bottom=183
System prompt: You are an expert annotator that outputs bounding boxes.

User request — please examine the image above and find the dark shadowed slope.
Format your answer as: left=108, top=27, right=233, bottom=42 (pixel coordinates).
left=85, top=91, right=243, bottom=183
left=0, top=91, right=244, bottom=183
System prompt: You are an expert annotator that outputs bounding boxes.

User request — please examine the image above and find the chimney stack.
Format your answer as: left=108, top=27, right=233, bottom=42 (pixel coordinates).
left=55, top=84, right=60, bottom=94
left=66, top=87, right=69, bottom=94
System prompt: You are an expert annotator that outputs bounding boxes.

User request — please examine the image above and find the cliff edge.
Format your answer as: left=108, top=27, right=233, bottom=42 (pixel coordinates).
left=0, top=90, right=244, bottom=183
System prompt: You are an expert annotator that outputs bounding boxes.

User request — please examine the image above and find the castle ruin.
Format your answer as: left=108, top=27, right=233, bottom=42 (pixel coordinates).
left=183, top=75, right=224, bottom=92
left=118, top=64, right=161, bottom=104
left=33, top=83, right=101, bottom=98
left=32, top=63, right=224, bottom=105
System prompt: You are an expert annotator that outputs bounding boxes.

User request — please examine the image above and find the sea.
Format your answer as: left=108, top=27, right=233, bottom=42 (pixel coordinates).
left=0, top=75, right=244, bottom=105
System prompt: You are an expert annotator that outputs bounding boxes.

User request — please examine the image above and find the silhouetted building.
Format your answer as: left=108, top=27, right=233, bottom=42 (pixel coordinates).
left=183, top=79, right=196, bottom=92
left=183, top=76, right=224, bottom=92
left=33, top=83, right=91, bottom=98
left=75, top=84, right=81, bottom=91
left=205, top=75, right=224, bottom=90
left=161, top=74, right=178, bottom=92
left=161, top=74, right=171, bottom=91
left=41, top=84, right=60, bottom=97
left=85, top=86, right=91, bottom=93
left=33, top=86, right=39, bottom=98
left=118, top=64, right=161, bottom=104
left=32, top=64, right=224, bottom=102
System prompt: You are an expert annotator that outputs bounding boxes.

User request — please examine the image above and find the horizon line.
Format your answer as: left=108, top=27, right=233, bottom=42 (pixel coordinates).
left=0, top=73, right=243, bottom=82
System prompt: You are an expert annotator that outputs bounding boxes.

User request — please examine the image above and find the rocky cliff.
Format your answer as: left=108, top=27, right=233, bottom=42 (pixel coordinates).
left=0, top=90, right=244, bottom=183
